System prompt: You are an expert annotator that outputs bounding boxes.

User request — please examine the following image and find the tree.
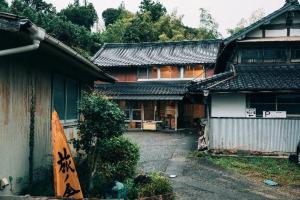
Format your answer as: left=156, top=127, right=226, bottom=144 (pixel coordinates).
left=100, top=17, right=132, bottom=43
left=139, top=0, right=166, bottom=22
left=9, top=0, right=100, bottom=56
left=198, top=8, right=221, bottom=39
left=227, top=9, right=265, bottom=35
left=59, top=3, right=98, bottom=30
left=102, top=3, right=133, bottom=28
left=102, top=8, right=122, bottom=27
left=22, top=0, right=56, bottom=13
left=123, top=13, right=158, bottom=43
left=0, top=0, right=8, bottom=12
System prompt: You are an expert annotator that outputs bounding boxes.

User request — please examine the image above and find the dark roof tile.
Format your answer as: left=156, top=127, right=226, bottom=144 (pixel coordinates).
left=92, top=40, right=221, bottom=67
left=188, top=65, right=300, bottom=92
left=95, top=81, right=189, bottom=100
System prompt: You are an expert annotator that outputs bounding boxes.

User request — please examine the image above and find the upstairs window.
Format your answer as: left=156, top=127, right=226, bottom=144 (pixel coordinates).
left=53, top=74, right=79, bottom=121
left=241, top=49, right=263, bottom=63
left=137, top=68, right=148, bottom=79
left=240, top=48, right=288, bottom=64
left=263, top=48, right=287, bottom=63
left=137, top=67, right=158, bottom=79
left=291, top=48, right=300, bottom=63
left=160, top=66, right=180, bottom=79
left=184, top=65, right=204, bottom=78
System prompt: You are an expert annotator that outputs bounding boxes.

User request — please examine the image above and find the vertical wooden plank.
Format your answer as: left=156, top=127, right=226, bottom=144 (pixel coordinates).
left=141, top=102, right=144, bottom=130
left=175, top=102, right=178, bottom=131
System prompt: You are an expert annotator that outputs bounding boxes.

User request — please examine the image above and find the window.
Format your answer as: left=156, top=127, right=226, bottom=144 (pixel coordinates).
left=160, top=66, right=180, bottom=79
left=137, top=68, right=148, bottom=79
left=291, top=48, right=300, bottom=62
left=248, top=94, right=300, bottom=117
left=241, top=49, right=263, bottom=63
left=137, top=67, right=158, bottom=79
left=248, top=94, right=276, bottom=116
left=240, top=47, right=290, bottom=64
left=277, top=94, right=300, bottom=115
left=53, top=75, right=79, bottom=121
left=184, top=65, right=204, bottom=78
left=184, top=66, right=194, bottom=78
left=263, top=48, right=287, bottom=63
left=120, top=101, right=142, bottom=121
left=150, top=67, right=158, bottom=79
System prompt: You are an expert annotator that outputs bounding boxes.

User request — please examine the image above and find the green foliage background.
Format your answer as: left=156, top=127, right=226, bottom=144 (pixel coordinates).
left=0, top=0, right=221, bottom=57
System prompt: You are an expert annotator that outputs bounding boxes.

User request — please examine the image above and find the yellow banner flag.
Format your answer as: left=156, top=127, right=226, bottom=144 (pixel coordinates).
left=51, top=111, right=84, bottom=199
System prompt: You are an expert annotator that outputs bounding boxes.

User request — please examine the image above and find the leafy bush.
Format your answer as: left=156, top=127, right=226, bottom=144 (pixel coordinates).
left=74, top=92, right=140, bottom=198
left=127, top=173, right=173, bottom=199
left=75, top=92, right=126, bottom=154
left=88, top=136, right=140, bottom=197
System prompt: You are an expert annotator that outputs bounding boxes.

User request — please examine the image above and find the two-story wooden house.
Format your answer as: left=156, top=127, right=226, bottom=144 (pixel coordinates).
left=93, top=41, right=221, bottom=130
left=189, top=0, right=300, bottom=153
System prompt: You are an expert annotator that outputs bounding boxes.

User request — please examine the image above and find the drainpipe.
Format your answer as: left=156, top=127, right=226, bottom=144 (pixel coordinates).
left=203, top=90, right=210, bottom=149
left=0, top=26, right=45, bottom=57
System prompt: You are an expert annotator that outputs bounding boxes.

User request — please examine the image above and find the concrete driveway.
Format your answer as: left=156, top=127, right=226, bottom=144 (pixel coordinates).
left=126, top=131, right=294, bottom=200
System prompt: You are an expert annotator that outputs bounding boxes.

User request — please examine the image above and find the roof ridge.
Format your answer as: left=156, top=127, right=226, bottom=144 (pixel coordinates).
left=101, top=39, right=222, bottom=47
left=224, top=2, right=300, bottom=45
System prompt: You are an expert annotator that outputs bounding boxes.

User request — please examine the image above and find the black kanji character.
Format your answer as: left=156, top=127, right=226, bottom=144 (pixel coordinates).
left=63, top=183, right=81, bottom=198
left=57, top=148, right=75, bottom=174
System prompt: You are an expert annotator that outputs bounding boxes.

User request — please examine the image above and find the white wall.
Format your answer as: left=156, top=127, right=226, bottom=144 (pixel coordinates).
left=290, top=29, right=300, bottom=36
left=265, top=29, right=287, bottom=37
left=211, top=93, right=246, bottom=117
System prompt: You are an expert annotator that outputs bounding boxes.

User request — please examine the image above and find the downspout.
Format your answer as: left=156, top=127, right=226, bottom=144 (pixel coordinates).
left=0, top=26, right=45, bottom=57
left=203, top=90, right=210, bottom=149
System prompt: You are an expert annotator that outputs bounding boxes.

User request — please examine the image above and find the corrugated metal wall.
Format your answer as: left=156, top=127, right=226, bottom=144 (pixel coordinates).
left=0, top=57, right=52, bottom=195
left=210, top=118, right=300, bottom=153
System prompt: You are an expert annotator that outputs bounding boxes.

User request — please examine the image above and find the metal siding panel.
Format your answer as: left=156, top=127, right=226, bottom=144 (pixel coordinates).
left=210, top=118, right=300, bottom=153
left=0, top=61, right=31, bottom=195
left=34, top=70, right=52, bottom=172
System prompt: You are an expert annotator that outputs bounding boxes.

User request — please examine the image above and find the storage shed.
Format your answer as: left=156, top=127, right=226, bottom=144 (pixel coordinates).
left=0, top=12, right=114, bottom=195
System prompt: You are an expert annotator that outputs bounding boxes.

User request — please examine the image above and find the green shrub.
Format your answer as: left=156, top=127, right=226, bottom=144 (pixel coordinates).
left=74, top=92, right=140, bottom=198
left=75, top=92, right=126, bottom=154
left=93, top=136, right=140, bottom=184
left=127, top=172, right=174, bottom=200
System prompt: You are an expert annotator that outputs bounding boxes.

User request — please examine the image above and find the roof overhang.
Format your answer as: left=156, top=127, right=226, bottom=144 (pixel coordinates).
left=0, top=12, right=116, bottom=82
left=238, top=36, right=300, bottom=43
left=105, top=95, right=184, bottom=101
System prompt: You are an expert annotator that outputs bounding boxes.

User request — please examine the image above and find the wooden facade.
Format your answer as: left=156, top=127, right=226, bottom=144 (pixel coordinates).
left=102, top=64, right=211, bottom=131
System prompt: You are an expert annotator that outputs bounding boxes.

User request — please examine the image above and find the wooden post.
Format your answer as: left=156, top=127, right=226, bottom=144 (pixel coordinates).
left=141, top=102, right=144, bottom=131
left=175, top=101, right=178, bottom=131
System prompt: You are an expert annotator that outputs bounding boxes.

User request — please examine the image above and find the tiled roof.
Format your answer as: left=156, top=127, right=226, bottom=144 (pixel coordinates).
left=225, top=1, right=300, bottom=45
left=188, top=65, right=300, bottom=92
left=95, top=81, right=189, bottom=100
left=92, top=40, right=221, bottom=67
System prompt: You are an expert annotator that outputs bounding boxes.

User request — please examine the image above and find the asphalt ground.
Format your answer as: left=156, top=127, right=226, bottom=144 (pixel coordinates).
left=126, top=131, right=296, bottom=200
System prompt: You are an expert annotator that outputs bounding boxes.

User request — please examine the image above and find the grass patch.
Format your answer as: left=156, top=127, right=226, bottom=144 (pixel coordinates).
left=208, top=156, right=300, bottom=187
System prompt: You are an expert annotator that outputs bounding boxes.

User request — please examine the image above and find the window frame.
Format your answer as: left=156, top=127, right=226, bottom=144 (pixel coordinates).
left=247, top=93, right=300, bottom=118
left=52, top=74, right=80, bottom=124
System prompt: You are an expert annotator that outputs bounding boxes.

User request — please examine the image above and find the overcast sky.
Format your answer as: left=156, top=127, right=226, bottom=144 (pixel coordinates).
left=25, top=0, right=286, bottom=36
